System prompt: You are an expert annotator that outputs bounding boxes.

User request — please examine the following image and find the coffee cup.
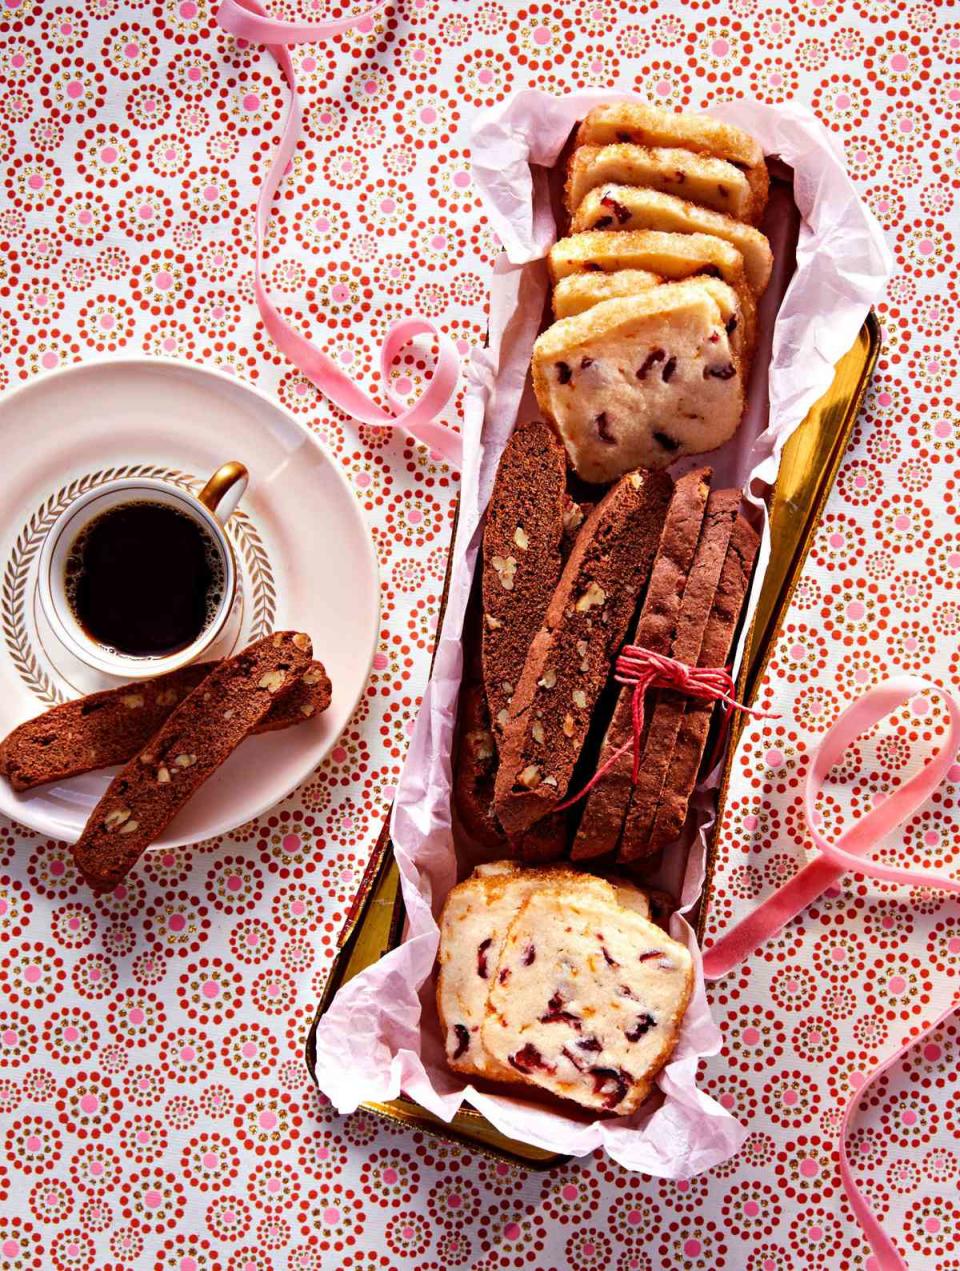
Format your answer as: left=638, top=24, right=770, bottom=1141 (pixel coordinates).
left=37, top=462, right=248, bottom=679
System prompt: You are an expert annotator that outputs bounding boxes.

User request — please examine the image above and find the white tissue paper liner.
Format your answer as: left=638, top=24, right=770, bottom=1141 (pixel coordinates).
left=312, top=91, right=892, bottom=1173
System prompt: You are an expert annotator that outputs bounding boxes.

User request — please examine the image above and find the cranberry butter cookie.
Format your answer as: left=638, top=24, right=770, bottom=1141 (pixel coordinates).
left=574, top=101, right=769, bottom=213
left=531, top=283, right=745, bottom=483
left=570, top=186, right=773, bottom=295
left=481, top=887, right=694, bottom=1115
left=567, top=144, right=758, bottom=223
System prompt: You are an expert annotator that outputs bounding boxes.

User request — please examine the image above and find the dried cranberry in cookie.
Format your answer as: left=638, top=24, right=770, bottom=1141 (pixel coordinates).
left=531, top=280, right=745, bottom=484
left=482, top=890, right=694, bottom=1115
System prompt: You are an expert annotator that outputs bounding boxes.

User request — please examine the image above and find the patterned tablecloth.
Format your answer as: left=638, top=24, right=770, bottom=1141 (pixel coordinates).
left=0, top=0, right=956, bottom=1268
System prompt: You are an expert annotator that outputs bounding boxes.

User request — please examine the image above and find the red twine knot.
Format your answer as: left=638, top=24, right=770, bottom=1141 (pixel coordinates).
left=554, top=644, right=780, bottom=812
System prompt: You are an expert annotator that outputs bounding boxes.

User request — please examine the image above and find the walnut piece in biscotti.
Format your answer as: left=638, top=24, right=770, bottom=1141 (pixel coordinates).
left=72, top=632, right=313, bottom=894
left=481, top=889, right=694, bottom=1115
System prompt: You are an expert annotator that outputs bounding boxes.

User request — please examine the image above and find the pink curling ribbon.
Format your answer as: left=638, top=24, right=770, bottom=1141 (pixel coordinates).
left=703, top=675, right=960, bottom=1271
left=215, top=0, right=463, bottom=466
left=554, top=644, right=777, bottom=811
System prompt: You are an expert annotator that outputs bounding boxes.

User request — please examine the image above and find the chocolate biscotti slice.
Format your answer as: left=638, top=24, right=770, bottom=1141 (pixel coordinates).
left=438, top=863, right=650, bottom=1079
left=452, top=595, right=506, bottom=850
left=493, top=468, right=672, bottom=835
left=482, top=418, right=568, bottom=744
left=531, top=283, right=745, bottom=484
left=566, top=144, right=758, bottom=223
left=618, top=491, right=743, bottom=861
left=574, top=102, right=769, bottom=216
left=481, top=888, right=694, bottom=1114
left=570, top=186, right=773, bottom=294
left=646, top=513, right=760, bottom=850
left=572, top=468, right=712, bottom=860
left=0, top=660, right=330, bottom=792
left=72, top=631, right=313, bottom=893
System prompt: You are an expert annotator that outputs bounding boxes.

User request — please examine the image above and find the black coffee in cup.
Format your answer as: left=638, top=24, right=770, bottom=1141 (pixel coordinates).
left=65, top=501, right=225, bottom=658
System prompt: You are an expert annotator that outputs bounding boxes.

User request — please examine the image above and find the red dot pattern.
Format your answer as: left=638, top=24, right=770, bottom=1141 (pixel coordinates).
left=0, top=0, right=955, bottom=1267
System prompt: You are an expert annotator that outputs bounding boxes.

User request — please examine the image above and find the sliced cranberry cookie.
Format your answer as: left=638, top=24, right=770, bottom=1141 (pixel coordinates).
left=531, top=281, right=745, bottom=483
left=566, top=144, right=758, bottom=223
left=437, top=863, right=652, bottom=1078
left=570, top=185, right=772, bottom=294
left=481, top=888, right=694, bottom=1114
left=574, top=101, right=769, bottom=215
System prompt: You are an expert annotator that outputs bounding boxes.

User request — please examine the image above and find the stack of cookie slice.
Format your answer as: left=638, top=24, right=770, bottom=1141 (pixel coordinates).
left=531, top=102, right=773, bottom=485
left=437, top=861, right=693, bottom=1115
left=453, top=442, right=759, bottom=864
left=571, top=468, right=760, bottom=862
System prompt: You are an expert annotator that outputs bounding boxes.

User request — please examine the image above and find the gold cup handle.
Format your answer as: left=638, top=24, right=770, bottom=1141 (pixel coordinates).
left=198, top=461, right=248, bottom=524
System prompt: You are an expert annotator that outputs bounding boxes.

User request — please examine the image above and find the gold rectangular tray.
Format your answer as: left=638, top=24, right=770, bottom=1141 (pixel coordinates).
left=306, top=312, right=880, bottom=1168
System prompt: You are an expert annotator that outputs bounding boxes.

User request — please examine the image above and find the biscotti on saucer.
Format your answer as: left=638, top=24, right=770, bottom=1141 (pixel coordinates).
left=72, top=631, right=313, bottom=893
left=0, top=658, right=330, bottom=792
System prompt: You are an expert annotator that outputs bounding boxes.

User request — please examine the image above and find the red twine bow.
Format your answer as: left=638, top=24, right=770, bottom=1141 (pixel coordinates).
left=555, top=644, right=779, bottom=811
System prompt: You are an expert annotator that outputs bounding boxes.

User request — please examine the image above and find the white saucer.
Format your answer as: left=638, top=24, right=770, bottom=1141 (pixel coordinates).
left=0, top=358, right=379, bottom=847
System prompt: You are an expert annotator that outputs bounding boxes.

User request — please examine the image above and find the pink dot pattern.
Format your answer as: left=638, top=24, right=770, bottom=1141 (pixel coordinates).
left=0, top=0, right=956, bottom=1267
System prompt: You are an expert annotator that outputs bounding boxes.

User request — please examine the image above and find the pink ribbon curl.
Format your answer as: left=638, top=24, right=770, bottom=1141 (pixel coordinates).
left=704, top=676, right=960, bottom=1271
left=215, top=0, right=463, bottom=466
left=554, top=644, right=777, bottom=811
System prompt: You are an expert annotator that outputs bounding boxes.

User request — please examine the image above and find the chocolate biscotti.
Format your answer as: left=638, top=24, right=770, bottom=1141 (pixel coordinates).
left=645, top=513, right=760, bottom=850
left=72, top=631, right=313, bottom=893
left=618, top=491, right=743, bottom=861
left=572, top=468, right=712, bottom=860
left=482, top=418, right=568, bottom=743
left=493, top=468, right=672, bottom=835
left=0, top=659, right=331, bottom=792
left=453, top=606, right=508, bottom=851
